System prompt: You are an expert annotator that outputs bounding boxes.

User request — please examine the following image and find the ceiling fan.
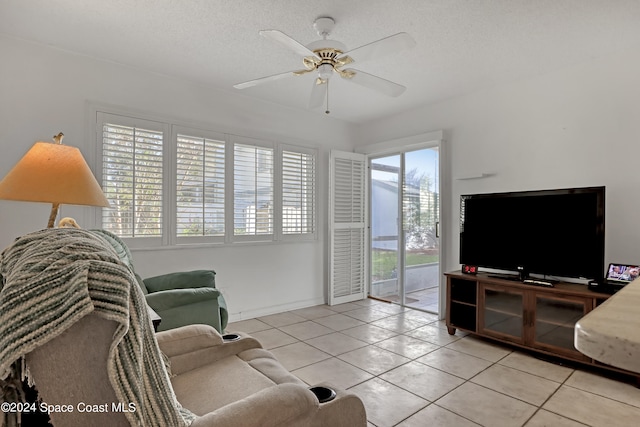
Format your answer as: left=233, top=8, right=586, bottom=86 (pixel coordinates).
left=233, top=17, right=416, bottom=114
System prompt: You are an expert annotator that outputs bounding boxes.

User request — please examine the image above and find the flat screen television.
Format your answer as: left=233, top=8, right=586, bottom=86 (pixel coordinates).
left=459, top=186, right=605, bottom=281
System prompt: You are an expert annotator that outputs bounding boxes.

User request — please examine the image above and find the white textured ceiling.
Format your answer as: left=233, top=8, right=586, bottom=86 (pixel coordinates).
left=2, top=0, right=640, bottom=124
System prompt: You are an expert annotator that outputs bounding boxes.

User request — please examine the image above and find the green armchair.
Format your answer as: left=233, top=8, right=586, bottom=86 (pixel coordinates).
left=141, top=270, right=228, bottom=332
left=90, top=230, right=228, bottom=333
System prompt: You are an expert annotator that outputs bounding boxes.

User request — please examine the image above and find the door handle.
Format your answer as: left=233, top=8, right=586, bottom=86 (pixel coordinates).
left=436, top=221, right=440, bottom=238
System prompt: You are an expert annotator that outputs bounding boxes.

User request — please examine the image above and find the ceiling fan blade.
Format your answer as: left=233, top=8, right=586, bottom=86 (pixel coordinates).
left=259, top=29, right=319, bottom=59
left=309, top=79, right=327, bottom=109
left=293, top=68, right=315, bottom=76
left=233, top=70, right=296, bottom=89
left=339, top=32, right=415, bottom=64
left=342, top=68, right=406, bottom=97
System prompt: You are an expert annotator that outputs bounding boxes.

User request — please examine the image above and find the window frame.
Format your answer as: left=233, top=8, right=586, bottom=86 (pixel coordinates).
left=279, top=144, right=317, bottom=242
left=96, top=112, right=170, bottom=249
left=95, top=108, right=318, bottom=247
left=173, top=126, right=227, bottom=246
left=229, top=135, right=276, bottom=243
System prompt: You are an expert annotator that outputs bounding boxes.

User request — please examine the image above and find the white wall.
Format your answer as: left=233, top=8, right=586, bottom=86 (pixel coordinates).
left=0, top=35, right=356, bottom=321
left=5, top=34, right=639, bottom=321
left=355, top=49, right=640, bottom=277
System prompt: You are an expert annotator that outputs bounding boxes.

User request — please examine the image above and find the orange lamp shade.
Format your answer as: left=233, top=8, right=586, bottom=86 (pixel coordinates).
left=0, top=142, right=110, bottom=208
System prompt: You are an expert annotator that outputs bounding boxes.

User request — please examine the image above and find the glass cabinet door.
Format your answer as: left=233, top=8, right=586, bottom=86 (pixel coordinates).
left=533, top=295, right=589, bottom=358
left=480, top=285, right=525, bottom=343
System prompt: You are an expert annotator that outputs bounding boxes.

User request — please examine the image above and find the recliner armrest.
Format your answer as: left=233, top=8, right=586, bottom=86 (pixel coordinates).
left=156, top=325, right=263, bottom=374
left=144, top=270, right=216, bottom=292
left=156, top=324, right=224, bottom=357
left=145, top=287, right=220, bottom=312
left=189, top=383, right=319, bottom=427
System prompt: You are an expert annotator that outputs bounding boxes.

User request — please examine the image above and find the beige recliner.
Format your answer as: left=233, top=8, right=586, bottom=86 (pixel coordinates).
left=0, top=228, right=366, bottom=427
left=26, top=313, right=366, bottom=427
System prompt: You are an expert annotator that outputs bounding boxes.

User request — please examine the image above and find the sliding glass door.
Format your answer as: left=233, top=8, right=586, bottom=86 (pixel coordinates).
left=370, top=147, right=440, bottom=312
left=370, top=155, right=401, bottom=303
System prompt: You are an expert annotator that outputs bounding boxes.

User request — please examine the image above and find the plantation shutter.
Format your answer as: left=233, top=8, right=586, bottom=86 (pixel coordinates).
left=329, top=150, right=367, bottom=305
left=100, top=115, right=164, bottom=239
left=282, top=148, right=316, bottom=236
left=176, top=132, right=225, bottom=241
left=233, top=141, right=274, bottom=239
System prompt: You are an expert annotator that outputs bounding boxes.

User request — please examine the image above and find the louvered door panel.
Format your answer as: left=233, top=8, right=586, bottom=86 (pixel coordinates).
left=329, top=151, right=367, bottom=305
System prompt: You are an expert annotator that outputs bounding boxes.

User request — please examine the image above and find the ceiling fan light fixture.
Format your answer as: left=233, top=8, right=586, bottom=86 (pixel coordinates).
left=318, top=63, right=333, bottom=80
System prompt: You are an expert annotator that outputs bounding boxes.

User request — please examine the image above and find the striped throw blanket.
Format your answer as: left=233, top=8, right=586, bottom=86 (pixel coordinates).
left=0, top=228, right=195, bottom=427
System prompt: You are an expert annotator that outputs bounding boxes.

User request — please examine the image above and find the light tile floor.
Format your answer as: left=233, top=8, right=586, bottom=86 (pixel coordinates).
left=227, top=299, right=640, bottom=427
left=406, top=287, right=440, bottom=313
left=377, top=286, right=440, bottom=313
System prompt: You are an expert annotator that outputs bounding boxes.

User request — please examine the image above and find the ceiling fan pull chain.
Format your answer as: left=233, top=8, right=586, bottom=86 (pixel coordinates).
left=325, top=79, right=330, bottom=115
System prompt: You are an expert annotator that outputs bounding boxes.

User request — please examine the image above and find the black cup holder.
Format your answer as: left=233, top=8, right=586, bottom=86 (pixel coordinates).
left=222, top=333, right=241, bottom=342
left=309, top=386, right=336, bottom=403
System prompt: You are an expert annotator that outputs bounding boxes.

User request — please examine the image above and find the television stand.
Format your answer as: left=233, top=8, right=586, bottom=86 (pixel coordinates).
left=523, top=278, right=555, bottom=287
left=445, top=271, right=637, bottom=379
left=488, top=273, right=557, bottom=287
left=488, top=273, right=521, bottom=282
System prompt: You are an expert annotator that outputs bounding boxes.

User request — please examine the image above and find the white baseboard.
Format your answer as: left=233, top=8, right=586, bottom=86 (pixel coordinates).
left=227, top=297, right=326, bottom=323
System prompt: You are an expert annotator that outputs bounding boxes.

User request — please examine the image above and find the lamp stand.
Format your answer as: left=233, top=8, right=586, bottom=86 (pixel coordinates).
left=47, top=202, right=60, bottom=228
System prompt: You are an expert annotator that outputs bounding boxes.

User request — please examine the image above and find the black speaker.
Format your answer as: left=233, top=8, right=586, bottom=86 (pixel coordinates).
left=588, top=280, right=618, bottom=294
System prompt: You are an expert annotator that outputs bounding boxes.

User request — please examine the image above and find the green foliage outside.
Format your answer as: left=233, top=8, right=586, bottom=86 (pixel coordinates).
left=371, top=250, right=439, bottom=281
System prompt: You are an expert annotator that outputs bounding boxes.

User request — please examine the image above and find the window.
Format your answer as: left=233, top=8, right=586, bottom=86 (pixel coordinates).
left=97, top=110, right=316, bottom=245
left=176, top=133, right=225, bottom=239
left=233, top=142, right=274, bottom=238
left=282, top=148, right=316, bottom=236
left=100, top=117, right=164, bottom=238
